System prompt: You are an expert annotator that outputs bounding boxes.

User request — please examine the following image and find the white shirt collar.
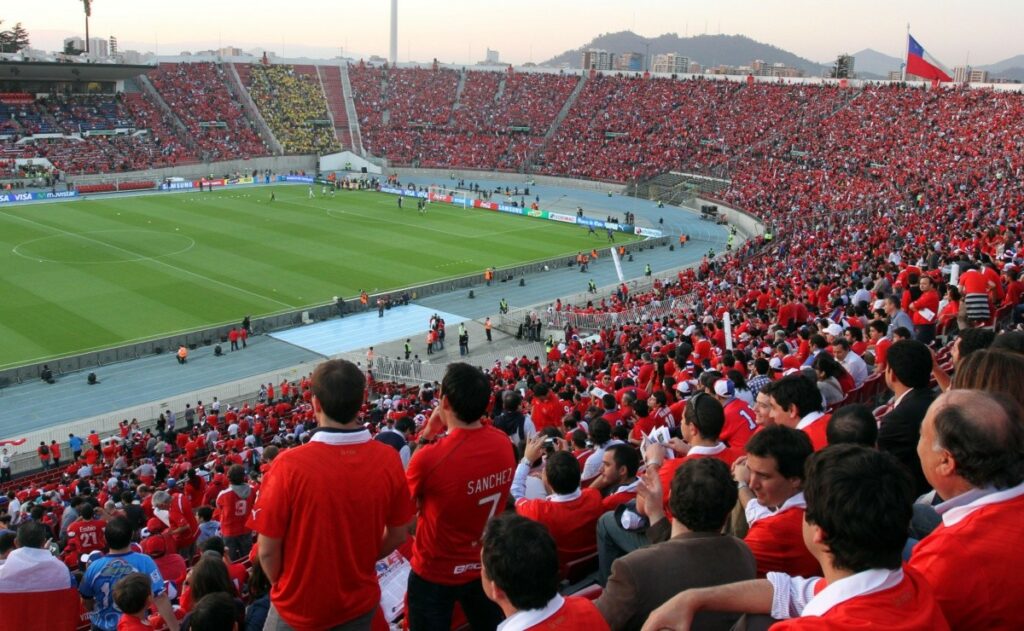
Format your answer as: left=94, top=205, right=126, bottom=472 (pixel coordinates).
left=892, top=389, right=913, bottom=408
left=688, top=442, right=727, bottom=456
left=548, top=489, right=582, bottom=503
left=309, top=429, right=372, bottom=446
left=497, top=594, right=565, bottom=631
left=747, top=492, right=806, bottom=525
left=796, top=411, right=826, bottom=430
left=933, top=486, right=992, bottom=517
left=801, top=568, right=904, bottom=618
left=613, top=478, right=641, bottom=495
left=940, top=481, right=1024, bottom=527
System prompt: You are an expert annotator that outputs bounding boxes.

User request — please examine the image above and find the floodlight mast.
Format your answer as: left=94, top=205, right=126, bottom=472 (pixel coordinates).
left=83, top=0, right=92, bottom=54
left=390, top=0, right=398, bottom=65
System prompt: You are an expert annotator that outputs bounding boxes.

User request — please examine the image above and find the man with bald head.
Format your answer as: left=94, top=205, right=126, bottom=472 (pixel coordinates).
left=909, top=389, right=1024, bottom=630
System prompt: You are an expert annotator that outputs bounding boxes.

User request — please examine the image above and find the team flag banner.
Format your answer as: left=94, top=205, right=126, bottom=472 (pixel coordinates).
left=907, top=34, right=952, bottom=82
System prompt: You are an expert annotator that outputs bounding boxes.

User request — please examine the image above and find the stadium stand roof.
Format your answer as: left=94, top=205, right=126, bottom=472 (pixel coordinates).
left=0, top=60, right=153, bottom=83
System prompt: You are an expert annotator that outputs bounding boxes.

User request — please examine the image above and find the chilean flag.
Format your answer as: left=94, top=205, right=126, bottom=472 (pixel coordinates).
left=907, top=34, right=952, bottom=82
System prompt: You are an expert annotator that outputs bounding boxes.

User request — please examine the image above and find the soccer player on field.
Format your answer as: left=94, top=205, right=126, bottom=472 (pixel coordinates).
left=406, top=363, right=517, bottom=630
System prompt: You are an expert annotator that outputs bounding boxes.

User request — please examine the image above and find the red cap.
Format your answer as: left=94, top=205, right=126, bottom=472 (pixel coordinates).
left=141, top=535, right=167, bottom=558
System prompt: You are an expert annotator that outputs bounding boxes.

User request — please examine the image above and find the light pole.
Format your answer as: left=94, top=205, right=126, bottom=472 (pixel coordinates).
left=82, top=0, right=92, bottom=54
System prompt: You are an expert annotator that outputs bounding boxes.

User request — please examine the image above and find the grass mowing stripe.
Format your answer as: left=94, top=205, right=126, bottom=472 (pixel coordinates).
left=0, top=206, right=295, bottom=310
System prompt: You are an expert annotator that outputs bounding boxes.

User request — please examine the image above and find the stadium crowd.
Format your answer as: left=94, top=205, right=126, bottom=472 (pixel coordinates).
left=0, top=93, right=196, bottom=175
left=349, top=64, right=578, bottom=171
left=246, top=65, right=338, bottom=155
left=1, top=69, right=1024, bottom=631
left=149, top=62, right=268, bottom=162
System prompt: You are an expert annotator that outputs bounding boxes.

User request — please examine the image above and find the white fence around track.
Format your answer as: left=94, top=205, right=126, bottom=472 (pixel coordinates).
left=346, top=341, right=550, bottom=385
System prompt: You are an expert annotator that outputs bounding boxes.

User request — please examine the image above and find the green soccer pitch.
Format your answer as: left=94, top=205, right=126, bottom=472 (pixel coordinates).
left=0, top=185, right=640, bottom=369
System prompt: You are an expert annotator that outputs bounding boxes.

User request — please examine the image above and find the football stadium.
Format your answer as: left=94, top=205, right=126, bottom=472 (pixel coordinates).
left=1, top=3, right=1023, bottom=630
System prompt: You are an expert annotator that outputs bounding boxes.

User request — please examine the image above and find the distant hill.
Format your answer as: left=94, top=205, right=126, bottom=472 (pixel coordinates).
left=978, top=55, right=1024, bottom=81
left=850, top=49, right=902, bottom=77
left=978, top=55, right=1024, bottom=74
left=541, top=31, right=828, bottom=76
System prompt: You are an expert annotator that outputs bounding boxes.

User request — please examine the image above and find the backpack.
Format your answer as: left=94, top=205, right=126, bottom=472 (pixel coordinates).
left=494, top=411, right=526, bottom=442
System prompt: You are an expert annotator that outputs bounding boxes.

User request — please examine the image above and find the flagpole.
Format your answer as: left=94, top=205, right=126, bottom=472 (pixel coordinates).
left=901, top=23, right=909, bottom=81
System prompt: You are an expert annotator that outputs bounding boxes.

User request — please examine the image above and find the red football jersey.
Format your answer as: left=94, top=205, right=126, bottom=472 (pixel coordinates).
left=657, top=446, right=741, bottom=517
left=407, top=426, right=516, bottom=584
left=515, top=488, right=606, bottom=574
left=247, top=430, right=414, bottom=630
left=909, top=490, right=1024, bottom=630
left=67, top=518, right=107, bottom=557
left=802, top=416, right=830, bottom=452
left=745, top=507, right=821, bottom=578
left=520, top=596, right=610, bottom=630
left=215, top=486, right=255, bottom=537
left=772, top=568, right=948, bottom=631
left=721, top=399, right=756, bottom=450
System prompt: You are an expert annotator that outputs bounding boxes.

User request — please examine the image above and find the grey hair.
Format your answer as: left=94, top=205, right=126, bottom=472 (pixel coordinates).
left=152, top=490, right=171, bottom=505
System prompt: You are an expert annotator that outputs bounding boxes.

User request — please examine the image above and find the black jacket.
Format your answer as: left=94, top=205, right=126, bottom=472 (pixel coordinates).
left=879, top=387, right=937, bottom=496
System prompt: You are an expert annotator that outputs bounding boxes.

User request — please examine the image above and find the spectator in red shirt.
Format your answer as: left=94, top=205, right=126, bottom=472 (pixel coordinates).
left=732, top=426, right=820, bottom=578
left=406, top=363, right=516, bottom=631
left=248, top=359, right=414, bottom=630
left=909, top=390, right=1024, bottom=630
left=214, top=465, right=254, bottom=561
left=63, top=502, right=107, bottom=569
left=36, top=442, right=51, bottom=470
left=49, top=440, right=62, bottom=468
left=644, top=445, right=946, bottom=631
left=152, top=488, right=199, bottom=558
left=480, top=513, right=609, bottom=631
left=761, top=376, right=830, bottom=451
left=512, top=444, right=605, bottom=577
left=908, top=275, right=940, bottom=345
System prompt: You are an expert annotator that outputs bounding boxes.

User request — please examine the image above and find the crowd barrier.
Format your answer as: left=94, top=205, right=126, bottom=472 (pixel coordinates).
left=363, top=341, right=548, bottom=385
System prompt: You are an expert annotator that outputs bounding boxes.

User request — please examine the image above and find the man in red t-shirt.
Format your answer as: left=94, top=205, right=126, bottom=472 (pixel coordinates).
left=406, top=363, right=516, bottom=631
left=153, top=488, right=198, bottom=558
left=907, top=275, right=939, bottom=345
left=732, top=426, right=820, bottom=578
left=214, top=464, right=255, bottom=561
left=646, top=393, right=742, bottom=519
left=529, top=384, right=563, bottom=432
left=481, top=513, right=609, bottom=631
left=63, top=502, right=107, bottom=568
left=512, top=446, right=605, bottom=575
left=249, top=359, right=415, bottom=631
left=642, top=445, right=948, bottom=631
left=909, top=390, right=1024, bottom=630
left=761, top=376, right=830, bottom=451
left=710, top=377, right=756, bottom=450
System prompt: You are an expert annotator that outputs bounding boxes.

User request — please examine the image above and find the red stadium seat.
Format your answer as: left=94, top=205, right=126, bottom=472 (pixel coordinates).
left=0, top=588, right=82, bottom=630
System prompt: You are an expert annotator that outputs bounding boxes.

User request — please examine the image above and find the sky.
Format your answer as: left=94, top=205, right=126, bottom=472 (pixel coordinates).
left=6, top=0, right=1022, bottom=66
